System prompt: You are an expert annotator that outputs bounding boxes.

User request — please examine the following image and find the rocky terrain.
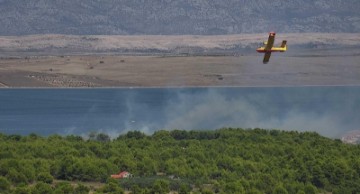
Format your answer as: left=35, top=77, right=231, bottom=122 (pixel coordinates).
left=0, top=0, right=359, bottom=35
left=0, top=33, right=359, bottom=56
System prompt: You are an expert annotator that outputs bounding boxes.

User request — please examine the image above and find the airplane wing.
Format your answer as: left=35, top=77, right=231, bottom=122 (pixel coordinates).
left=263, top=52, right=271, bottom=63
left=264, top=33, right=275, bottom=51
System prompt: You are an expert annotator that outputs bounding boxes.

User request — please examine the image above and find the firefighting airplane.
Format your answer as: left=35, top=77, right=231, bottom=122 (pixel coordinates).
left=256, top=32, right=287, bottom=63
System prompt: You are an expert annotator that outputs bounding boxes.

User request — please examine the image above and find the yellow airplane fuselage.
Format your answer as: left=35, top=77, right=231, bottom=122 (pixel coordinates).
left=256, top=46, right=287, bottom=53
left=256, top=32, right=287, bottom=63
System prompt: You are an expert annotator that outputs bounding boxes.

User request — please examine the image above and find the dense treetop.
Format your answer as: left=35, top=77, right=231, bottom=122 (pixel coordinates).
left=1, top=128, right=360, bottom=193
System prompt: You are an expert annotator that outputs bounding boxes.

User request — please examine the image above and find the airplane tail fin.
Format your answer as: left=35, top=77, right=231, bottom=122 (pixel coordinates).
left=281, top=40, right=287, bottom=48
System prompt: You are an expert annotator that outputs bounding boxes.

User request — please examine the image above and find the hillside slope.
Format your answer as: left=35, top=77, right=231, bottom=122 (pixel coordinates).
left=0, top=0, right=359, bottom=35
left=1, top=129, right=360, bottom=193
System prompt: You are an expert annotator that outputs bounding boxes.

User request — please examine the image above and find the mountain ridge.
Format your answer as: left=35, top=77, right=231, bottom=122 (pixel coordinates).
left=0, top=0, right=359, bottom=35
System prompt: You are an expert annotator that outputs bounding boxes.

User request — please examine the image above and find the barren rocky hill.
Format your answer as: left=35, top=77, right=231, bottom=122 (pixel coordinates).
left=1, top=33, right=359, bottom=56
left=0, top=0, right=359, bottom=35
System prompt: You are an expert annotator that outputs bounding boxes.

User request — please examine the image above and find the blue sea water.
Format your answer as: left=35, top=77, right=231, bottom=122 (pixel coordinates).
left=0, top=87, right=359, bottom=138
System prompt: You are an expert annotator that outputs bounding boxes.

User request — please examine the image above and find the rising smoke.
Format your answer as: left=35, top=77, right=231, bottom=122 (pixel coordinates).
left=92, top=87, right=360, bottom=138
left=160, top=88, right=360, bottom=138
left=1, top=87, right=359, bottom=138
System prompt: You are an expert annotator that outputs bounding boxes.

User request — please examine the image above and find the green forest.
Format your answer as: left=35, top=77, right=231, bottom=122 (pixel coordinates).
left=1, top=128, right=360, bottom=194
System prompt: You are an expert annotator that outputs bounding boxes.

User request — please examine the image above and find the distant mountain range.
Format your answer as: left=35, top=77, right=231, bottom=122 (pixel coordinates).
left=0, top=0, right=359, bottom=35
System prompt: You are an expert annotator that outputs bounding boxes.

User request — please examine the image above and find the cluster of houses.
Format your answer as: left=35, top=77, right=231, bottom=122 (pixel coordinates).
left=341, top=130, right=360, bottom=144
